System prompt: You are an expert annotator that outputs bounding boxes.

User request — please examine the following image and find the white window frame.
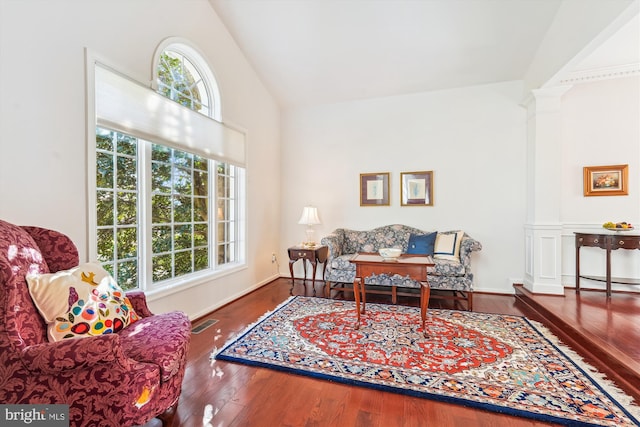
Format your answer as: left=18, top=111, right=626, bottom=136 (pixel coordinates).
left=86, top=46, right=246, bottom=298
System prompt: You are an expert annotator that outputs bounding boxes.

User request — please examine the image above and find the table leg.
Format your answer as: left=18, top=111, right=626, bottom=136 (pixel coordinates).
left=353, top=277, right=361, bottom=330
left=606, top=247, right=612, bottom=298
left=575, top=245, right=581, bottom=293
left=288, top=259, right=295, bottom=282
left=421, top=282, right=431, bottom=337
left=361, top=280, right=367, bottom=314
left=311, top=260, right=318, bottom=294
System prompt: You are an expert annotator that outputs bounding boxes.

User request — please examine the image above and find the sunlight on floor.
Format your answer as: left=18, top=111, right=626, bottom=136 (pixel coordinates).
left=202, top=403, right=218, bottom=426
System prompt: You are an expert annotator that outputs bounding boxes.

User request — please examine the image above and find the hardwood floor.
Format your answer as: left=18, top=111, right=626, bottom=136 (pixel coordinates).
left=166, top=278, right=639, bottom=427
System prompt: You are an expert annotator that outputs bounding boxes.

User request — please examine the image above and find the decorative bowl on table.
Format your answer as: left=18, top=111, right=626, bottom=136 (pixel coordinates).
left=602, top=221, right=634, bottom=232
left=379, top=248, right=402, bottom=260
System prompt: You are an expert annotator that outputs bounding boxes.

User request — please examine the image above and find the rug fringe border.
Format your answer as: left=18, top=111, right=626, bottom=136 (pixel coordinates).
left=528, top=318, right=640, bottom=421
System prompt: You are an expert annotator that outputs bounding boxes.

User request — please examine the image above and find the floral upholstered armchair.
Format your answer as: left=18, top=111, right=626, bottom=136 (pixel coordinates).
left=321, top=224, right=482, bottom=310
left=0, top=219, right=191, bottom=427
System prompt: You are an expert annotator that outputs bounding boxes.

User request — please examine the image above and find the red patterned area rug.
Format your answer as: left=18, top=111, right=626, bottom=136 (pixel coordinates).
left=214, top=296, right=639, bottom=426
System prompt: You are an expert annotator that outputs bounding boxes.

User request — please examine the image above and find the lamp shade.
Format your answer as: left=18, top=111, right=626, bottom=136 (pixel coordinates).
left=298, top=206, right=320, bottom=225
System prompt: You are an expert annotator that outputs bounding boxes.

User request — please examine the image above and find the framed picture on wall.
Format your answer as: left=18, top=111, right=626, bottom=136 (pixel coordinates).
left=583, top=164, right=628, bottom=196
left=360, top=172, right=390, bottom=206
left=401, top=171, right=433, bottom=206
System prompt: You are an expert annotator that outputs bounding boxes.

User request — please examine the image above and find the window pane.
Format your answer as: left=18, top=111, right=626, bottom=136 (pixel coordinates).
left=194, top=248, right=208, bottom=271
left=217, top=243, right=227, bottom=265
left=97, top=229, right=114, bottom=262
left=153, top=195, right=172, bottom=223
left=153, top=254, right=172, bottom=282
left=194, top=197, right=208, bottom=222
left=194, top=223, right=208, bottom=246
left=152, top=144, right=171, bottom=162
left=175, top=250, right=193, bottom=276
left=174, top=167, right=192, bottom=194
left=96, top=191, right=114, bottom=226
left=116, top=227, right=137, bottom=259
left=117, top=134, right=137, bottom=156
left=194, top=155, right=208, bottom=171
left=117, top=192, right=137, bottom=225
left=194, top=170, right=207, bottom=196
left=152, top=225, right=172, bottom=253
left=174, top=150, right=192, bottom=168
left=96, top=128, right=113, bottom=151
left=173, top=196, right=192, bottom=222
left=117, top=260, right=138, bottom=291
left=217, top=199, right=227, bottom=222
left=152, top=162, right=171, bottom=192
left=175, top=224, right=192, bottom=250
left=116, top=156, right=137, bottom=190
left=96, top=153, right=113, bottom=188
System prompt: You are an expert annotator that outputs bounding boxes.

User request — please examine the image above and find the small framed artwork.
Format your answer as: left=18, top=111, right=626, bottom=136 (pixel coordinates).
left=360, top=172, right=390, bottom=206
left=401, top=171, right=433, bottom=206
left=583, top=164, right=628, bottom=197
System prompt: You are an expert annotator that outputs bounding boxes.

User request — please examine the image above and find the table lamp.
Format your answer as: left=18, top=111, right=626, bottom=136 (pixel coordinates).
left=298, top=206, right=321, bottom=247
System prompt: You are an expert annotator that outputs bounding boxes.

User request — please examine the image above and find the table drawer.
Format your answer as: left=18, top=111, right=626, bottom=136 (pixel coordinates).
left=289, top=249, right=313, bottom=260
left=576, top=234, right=605, bottom=247
left=611, top=236, right=640, bottom=250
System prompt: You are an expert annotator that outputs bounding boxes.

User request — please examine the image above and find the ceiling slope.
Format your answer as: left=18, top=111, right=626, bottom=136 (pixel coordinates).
left=209, top=0, right=639, bottom=109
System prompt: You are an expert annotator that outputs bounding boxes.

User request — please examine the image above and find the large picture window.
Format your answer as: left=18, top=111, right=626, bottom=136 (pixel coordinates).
left=92, top=42, right=245, bottom=291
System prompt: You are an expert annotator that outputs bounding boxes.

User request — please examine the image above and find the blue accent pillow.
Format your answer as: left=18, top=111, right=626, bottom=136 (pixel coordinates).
left=406, top=232, right=437, bottom=255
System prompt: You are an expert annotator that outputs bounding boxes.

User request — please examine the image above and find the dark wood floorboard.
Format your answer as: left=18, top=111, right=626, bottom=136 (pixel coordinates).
left=161, top=278, right=639, bottom=427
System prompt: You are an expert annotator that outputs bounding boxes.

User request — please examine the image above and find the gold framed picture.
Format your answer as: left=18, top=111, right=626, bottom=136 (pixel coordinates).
left=360, top=172, right=390, bottom=206
left=401, top=171, right=433, bottom=206
left=583, top=165, right=628, bottom=197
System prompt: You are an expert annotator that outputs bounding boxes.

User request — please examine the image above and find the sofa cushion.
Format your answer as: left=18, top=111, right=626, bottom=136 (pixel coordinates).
left=26, top=262, right=140, bottom=342
left=432, top=259, right=466, bottom=276
left=434, top=231, right=464, bottom=262
left=331, top=255, right=356, bottom=270
left=407, top=232, right=437, bottom=255
left=119, top=310, right=191, bottom=382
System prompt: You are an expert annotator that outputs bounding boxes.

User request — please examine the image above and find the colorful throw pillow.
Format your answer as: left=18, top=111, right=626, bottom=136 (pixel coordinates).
left=406, top=232, right=437, bottom=255
left=434, top=231, right=465, bottom=262
left=26, top=262, right=139, bottom=342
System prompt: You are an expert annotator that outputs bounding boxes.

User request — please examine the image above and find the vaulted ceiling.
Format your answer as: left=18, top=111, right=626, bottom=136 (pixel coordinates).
left=210, top=0, right=640, bottom=109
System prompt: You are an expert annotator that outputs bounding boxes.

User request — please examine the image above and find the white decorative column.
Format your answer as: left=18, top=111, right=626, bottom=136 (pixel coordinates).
left=522, top=86, right=572, bottom=295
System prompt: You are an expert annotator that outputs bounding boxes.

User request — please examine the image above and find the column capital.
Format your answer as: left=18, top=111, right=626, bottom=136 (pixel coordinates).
left=522, top=85, right=573, bottom=113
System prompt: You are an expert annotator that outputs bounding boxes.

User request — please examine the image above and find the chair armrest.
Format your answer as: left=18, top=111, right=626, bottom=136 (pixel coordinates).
left=21, top=334, right=132, bottom=374
left=126, top=291, right=154, bottom=318
left=459, top=235, right=482, bottom=271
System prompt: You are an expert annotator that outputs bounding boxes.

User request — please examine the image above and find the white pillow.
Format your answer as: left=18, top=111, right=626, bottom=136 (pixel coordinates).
left=26, top=262, right=139, bottom=342
left=434, top=231, right=464, bottom=262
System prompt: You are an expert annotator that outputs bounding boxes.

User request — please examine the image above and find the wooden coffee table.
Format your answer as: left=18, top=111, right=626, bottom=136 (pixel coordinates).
left=350, top=253, right=435, bottom=336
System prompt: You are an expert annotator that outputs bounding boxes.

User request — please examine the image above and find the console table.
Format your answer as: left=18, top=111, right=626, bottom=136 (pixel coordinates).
left=350, top=253, right=434, bottom=337
left=574, top=232, right=640, bottom=297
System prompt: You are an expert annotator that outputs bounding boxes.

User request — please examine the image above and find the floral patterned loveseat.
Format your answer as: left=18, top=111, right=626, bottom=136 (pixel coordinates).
left=320, top=224, right=482, bottom=310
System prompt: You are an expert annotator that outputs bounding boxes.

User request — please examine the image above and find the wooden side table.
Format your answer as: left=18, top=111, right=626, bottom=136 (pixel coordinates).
left=288, top=245, right=329, bottom=292
left=350, top=253, right=434, bottom=337
left=575, top=232, right=640, bottom=297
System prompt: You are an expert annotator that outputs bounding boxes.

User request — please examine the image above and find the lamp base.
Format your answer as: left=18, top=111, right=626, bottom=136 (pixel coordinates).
left=303, top=228, right=316, bottom=248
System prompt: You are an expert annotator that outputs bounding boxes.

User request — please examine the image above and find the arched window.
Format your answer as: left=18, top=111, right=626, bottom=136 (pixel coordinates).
left=157, top=50, right=211, bottom=116
left=92, top=40, right=245, bottom=291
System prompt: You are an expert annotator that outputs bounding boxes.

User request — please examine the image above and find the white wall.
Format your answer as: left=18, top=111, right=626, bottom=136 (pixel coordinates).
left=0, top=0, right=282, bottom=319
left=559, top=76, right=640, bottom=289
left=280, top=81, right=528, bottom=294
